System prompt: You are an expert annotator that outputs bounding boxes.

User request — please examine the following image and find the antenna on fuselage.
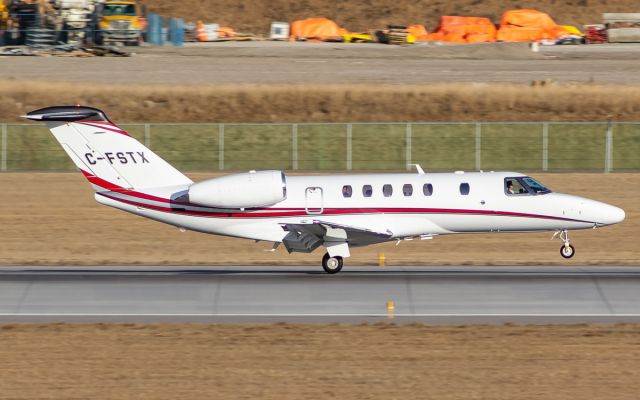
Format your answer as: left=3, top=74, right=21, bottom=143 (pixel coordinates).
left=408, top=164, right=425, bottom=174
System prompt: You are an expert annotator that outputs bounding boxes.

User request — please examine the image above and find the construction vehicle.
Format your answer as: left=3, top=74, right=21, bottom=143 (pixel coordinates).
left=4, top=0, right=95, bottom=46
left=94, top=0, right=143, bottom=46
left=5, top=0, right=58, bottom=46
left=0, top=2, right=7, bottom=45
left=58, top=0, right=96, bottom=45
left=1, top=2, right=8, bottom=27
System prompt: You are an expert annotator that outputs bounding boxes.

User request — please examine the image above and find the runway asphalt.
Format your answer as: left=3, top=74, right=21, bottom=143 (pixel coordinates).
left=1, top=266, right=639, bottom=324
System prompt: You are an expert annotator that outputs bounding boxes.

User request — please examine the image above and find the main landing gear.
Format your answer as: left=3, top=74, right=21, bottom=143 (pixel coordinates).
left=322, top=252, right=343, bottom=274
left=555, top=229, right=575, bottom=259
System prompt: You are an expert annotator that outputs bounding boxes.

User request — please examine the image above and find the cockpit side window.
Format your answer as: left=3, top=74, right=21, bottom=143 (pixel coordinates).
left=505, top=178, right=530, bottom=195
left=522, top=177, right=552, bottom=194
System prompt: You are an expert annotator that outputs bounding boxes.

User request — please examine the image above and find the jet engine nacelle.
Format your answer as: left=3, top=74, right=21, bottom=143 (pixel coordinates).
left=188, top=170, right=287, bottom=209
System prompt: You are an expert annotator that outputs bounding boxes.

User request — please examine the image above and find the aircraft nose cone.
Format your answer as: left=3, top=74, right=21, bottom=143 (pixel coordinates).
left=600, top=204, right=625, bottom=225
left=610, top=205, right=626, bottom=224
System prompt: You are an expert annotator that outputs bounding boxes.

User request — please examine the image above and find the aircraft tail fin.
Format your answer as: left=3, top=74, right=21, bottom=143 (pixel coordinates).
left=25, top=106, right=192, bottom=191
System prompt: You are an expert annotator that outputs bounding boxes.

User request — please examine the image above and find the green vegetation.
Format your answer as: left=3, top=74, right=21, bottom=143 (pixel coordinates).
left=548, top=123, right=607, bottom=171
left=412, top=124, right=476, bottom=171
left=613, top=124, right=640, bottom=172
left=2, top=122, right=639, bottom=172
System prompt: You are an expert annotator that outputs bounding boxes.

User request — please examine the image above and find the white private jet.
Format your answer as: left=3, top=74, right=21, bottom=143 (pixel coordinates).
left=27, top=106, right=626, bottom=274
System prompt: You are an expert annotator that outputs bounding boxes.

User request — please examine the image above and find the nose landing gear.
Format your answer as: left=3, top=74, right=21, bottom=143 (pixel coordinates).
left=555, top=229, right=575, bottom=259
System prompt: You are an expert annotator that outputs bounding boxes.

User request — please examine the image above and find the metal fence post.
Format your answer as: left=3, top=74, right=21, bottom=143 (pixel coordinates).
left=1, top=124, right=7, bottom=171
left=405, top=123, right=412, bottom=171
left=475, top=122, right=481, bottom=171
left=605, top=122, right=613, bottom=173
left=542, top=122, right=549, bottom=171
left=144, top=124, right=151, bottom=148
left=218, top=123, right=225, bottom=171
left=346, top=123, right=352, bottom=171
left=292, top=124, right=298, bottom=170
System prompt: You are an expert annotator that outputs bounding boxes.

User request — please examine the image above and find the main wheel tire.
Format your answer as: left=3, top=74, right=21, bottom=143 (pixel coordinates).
left=560, top=244, right=575, bottom=259
left=322, top=253, right=343, bottom=274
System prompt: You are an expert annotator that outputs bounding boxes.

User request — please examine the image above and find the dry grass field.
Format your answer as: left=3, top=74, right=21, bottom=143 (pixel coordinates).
left=1, top=323, right=639, bottom=399
left=0, top=172, right=637, bottom=266
left=146, top=0, right=638, bottom=34
left=2, top=82, right=640, bottom=123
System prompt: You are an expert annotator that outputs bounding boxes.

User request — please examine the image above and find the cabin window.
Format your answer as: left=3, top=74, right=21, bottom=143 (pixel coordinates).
left=342, top=185, right=352, bottom=198
left=383, top=184, right=393, bottom=197
left=403, top=184, right=413, bottom=196
left=363, top=185, right=373, bottom=197
left=460, top=183, right=470, bottom=195
left=423, top=183, right=433, bottom=196
left=505, top=178, right=529, bottom=195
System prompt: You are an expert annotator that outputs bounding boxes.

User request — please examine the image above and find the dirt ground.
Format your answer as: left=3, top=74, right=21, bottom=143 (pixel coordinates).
left=3, top=42, right=640, bottom=88
left=0, top=172, right=637, bottom=266
left=145, top=0, right=638, bottom=35
left=1, top=323, right=639, bottom=399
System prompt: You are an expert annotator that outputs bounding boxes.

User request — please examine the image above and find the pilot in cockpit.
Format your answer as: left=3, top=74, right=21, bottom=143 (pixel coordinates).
left=506, top=180, right=516, bottom=194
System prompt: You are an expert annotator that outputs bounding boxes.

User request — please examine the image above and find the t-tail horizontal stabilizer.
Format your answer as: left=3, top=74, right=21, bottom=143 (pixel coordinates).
left=24, top=106, right=110, bottom=122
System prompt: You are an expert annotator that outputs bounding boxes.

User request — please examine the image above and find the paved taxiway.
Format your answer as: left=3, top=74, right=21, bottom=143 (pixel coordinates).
left=1, top=266, right=639, bottom=324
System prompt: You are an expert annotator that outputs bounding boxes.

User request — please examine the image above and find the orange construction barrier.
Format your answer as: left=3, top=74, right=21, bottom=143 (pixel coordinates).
left=196, top=22, right=207, bottom=42
left=497, top=9, right=567, bottom=42
left=218, top=26, right=236, bottom=38
left=464, top=17, right=497, bottom=43
left=290, top=17, right=344, bottom=41
left=427, top=16, right=495, bottom=43
left=407, top=24, right=429, bottom=40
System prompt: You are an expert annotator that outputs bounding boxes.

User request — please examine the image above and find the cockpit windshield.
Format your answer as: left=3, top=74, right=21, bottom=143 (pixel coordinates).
left=103, top=4, right=136, bottom=16
left=505, top=177, right=552, bottom=195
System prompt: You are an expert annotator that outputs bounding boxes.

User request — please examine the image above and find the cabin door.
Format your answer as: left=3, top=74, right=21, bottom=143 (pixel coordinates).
left=305, top=187, right=324, bottom=215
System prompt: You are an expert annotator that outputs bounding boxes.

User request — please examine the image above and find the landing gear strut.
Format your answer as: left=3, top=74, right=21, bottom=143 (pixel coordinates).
left=558, top=229, right=575, bottom=259
left=322, top=252, right=343, bottom=274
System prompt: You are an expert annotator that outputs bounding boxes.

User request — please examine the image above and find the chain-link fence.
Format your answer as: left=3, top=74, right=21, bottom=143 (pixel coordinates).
left=1, top=122, right=639, bottom=172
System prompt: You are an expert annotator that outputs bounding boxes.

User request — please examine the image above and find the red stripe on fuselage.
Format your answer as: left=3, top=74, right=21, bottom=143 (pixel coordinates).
left=78, top=121, right=130, bottom=136
left=96, top=192, right=592, bottom=223
left=81, top=169, right=593, bottom=223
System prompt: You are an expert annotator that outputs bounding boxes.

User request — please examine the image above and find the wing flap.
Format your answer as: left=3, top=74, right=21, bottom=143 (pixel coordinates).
left=280, top=220, right=393, bottom=253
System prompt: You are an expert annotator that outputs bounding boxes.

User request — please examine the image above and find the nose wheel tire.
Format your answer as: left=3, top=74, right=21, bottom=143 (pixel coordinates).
left=322, top=253, right=343, bottom=274
left=560, top=244, right=575, bottom=259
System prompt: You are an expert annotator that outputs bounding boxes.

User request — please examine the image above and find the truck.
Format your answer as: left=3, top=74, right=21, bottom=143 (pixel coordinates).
left=94, top=0, right=143, bottom=46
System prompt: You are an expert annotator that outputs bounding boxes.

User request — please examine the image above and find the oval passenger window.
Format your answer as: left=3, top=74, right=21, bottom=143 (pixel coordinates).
left=403, top=184, right=413, bottom=196
left=383, top=184, right=393, bottom=197
left=342, top=185, right=352, bottom=198
left=460, top=183, right=470, bottom=195
left=423, top=183, right=433, bottom=196
left=362, top=185, right=373, bottom=197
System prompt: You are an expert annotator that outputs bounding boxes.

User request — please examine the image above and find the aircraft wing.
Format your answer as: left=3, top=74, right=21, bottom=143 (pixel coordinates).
left=280, top=220, right=393, bottom=254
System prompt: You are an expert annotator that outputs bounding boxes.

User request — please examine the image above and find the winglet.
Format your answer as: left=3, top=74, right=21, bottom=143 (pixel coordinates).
left=24, top=106, right=110, bottom=122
